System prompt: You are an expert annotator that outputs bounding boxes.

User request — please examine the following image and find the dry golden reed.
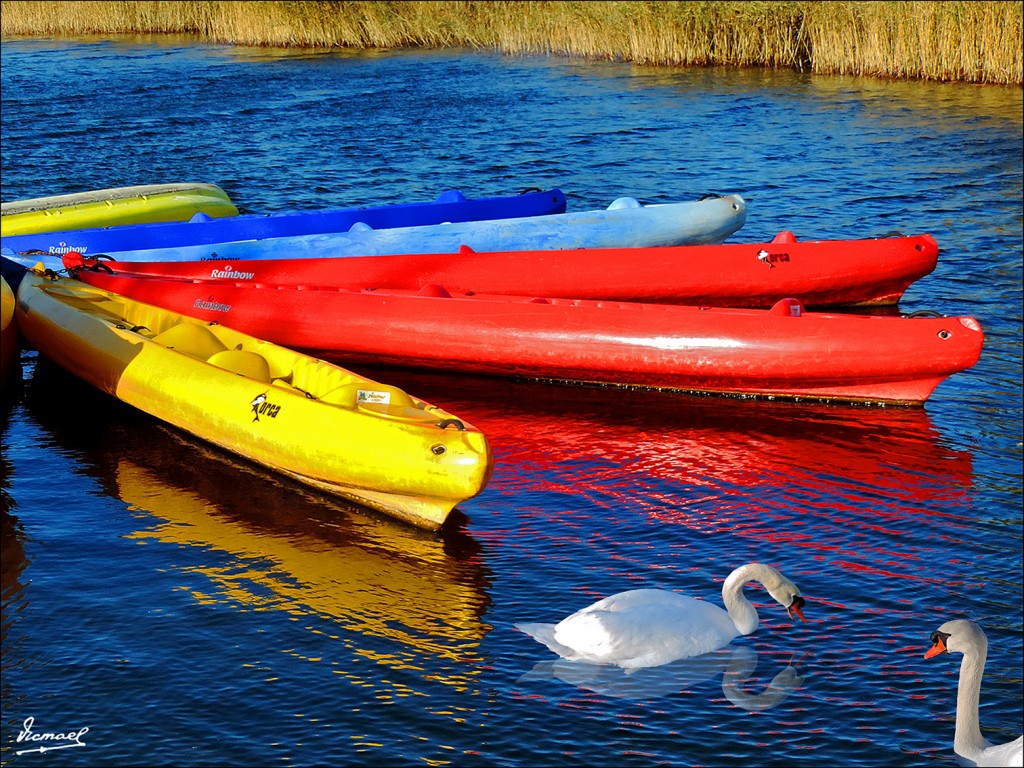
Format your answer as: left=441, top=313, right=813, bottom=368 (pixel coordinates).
left=1, top=1, right=1020, bottom=85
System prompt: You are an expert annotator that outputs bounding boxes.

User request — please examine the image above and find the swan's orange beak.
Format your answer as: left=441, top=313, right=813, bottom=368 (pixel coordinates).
left=787, top=596, right=806, bottom=622
left=924, top=634, right=947, bottom=658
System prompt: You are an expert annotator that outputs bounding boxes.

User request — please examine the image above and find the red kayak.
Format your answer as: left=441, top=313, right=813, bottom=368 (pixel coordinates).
left=65, top=259, right=982, bottom=405
left=64, top=231, right=939, bottom=308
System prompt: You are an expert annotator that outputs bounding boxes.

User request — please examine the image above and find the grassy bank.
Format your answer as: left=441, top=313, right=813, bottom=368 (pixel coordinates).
left=1, top=1, right=1020, bottom=85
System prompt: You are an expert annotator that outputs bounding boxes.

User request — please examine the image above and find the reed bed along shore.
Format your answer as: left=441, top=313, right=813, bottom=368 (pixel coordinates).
left=1, top=1, right=1021, bottom=85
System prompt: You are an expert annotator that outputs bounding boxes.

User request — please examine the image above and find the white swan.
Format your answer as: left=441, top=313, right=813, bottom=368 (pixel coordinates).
left=515, top=562, right=806, bottom=670
left=925, top=619, right=1023, bottom=767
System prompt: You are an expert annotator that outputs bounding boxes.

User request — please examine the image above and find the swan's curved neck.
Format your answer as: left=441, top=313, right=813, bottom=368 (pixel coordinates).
left=721, top=564, right=768, bottom=635
left=954, top=641, right=991, bottom=759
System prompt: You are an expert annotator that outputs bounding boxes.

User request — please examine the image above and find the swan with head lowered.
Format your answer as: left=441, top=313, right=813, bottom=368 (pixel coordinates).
left=925, top=619, right=1023, bottom=767
left=515, top=563, right=806, bottom=670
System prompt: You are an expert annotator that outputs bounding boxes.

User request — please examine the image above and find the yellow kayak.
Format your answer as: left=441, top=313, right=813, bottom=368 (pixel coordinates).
left=1, top=182, right=239, bottom=236
left=1, top=274, right=19, bottom=390
left=15, top=267, right=493, bottom=530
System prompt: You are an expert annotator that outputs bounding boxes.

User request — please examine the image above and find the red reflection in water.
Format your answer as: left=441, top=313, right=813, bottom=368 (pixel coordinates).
left=353, top=366, right=972, bottom=496
left=347, top=365, right=975, bottom=589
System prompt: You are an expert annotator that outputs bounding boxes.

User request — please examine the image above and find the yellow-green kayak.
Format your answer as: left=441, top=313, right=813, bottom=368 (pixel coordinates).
left=15, top=267, right=492, bottom=530
left=1, top=182, right=239, bottom=236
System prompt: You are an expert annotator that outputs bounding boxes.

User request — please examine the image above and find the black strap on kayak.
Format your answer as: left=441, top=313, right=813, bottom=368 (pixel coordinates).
left=436, top=418, right=466, bottom=431
left=61, top=251, right=114, bottom=275
left=81, top=254, right=115, bottom=273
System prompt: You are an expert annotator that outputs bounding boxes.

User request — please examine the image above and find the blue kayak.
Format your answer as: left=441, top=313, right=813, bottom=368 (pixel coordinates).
left=1, top=186, right=566, bottom=261
left=5, top=194, right=746, bottom=271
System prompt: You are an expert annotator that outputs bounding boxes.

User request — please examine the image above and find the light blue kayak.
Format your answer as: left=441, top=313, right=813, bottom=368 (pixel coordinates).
left=0, top=186, right=566, bottom=264
left=3, top=194, right=746, bottom=271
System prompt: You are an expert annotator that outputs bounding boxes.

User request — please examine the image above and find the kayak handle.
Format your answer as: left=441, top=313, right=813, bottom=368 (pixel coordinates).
left=437, top=418, right=466, bottom=431
left=84, top=253, right=115, bottom=273
left=63, top=251, right=114, bottom=274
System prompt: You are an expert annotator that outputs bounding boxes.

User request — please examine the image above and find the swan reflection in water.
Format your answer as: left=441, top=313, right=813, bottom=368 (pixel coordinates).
left=519, top=645, right=807, bottom=709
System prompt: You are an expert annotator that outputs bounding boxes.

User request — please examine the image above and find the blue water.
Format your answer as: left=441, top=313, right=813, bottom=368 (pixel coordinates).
left=1, top=37, right=1021, bottom=768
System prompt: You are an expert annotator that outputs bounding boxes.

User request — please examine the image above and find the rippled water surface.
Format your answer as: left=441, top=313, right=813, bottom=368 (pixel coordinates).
left=1, top=38, right=1022, bottom=768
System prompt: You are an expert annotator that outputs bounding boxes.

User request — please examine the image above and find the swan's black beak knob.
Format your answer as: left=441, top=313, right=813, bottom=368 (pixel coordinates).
left=925, top=630, right=950, bottom=658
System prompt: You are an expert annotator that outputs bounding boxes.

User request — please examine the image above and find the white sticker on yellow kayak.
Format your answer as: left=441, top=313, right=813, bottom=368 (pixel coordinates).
left=357, top=389, right=391, bottom=405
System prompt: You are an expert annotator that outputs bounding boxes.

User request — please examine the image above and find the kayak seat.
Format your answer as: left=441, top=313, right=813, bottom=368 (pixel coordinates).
left=272, top=377, right=297, bottom=391
left=607, top=197, right=641, bottom=210
left=418, top=283, right=452, bottom=298
left=290, top=356, right=357, bottom=398
left=207, top=349, right=272, bottom=382
left=152, top=322, right=228, bottom=360
left=318, top=383, right=369, bottom=408
left=768, top=297, right=805, bottom=317
left=433, top=189, right=468, bottom=204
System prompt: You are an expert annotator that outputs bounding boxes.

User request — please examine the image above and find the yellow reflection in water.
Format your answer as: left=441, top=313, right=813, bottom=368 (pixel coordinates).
left=117, top=457, right=491, bottom=684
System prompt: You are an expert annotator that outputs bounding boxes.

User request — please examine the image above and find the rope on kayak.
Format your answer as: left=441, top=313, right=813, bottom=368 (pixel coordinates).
left=289, top=385, right=317, bottom=400
left=28, top=264, right=70, bottom=280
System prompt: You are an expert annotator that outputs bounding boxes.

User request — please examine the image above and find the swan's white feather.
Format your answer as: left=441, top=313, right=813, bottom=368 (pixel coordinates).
left=551, top=590, right=737, bottom=668
left=516, top=564, right=802, bottom=670
left=929, top=619, right=1023, bottom=768
left=970, top=736, right=1022, bottom=767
